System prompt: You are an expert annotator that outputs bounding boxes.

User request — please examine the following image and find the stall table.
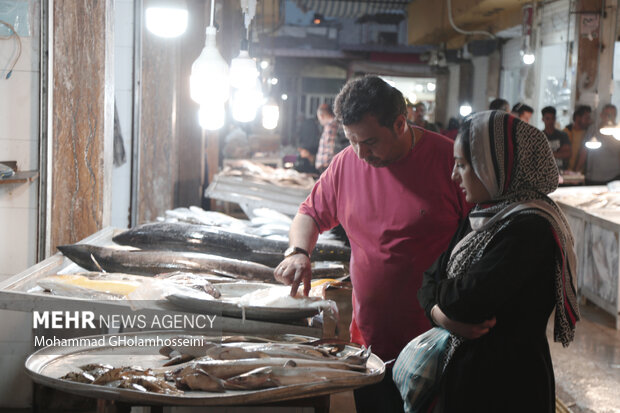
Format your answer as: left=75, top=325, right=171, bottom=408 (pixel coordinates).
left=550, top=186, right=620, bottom=329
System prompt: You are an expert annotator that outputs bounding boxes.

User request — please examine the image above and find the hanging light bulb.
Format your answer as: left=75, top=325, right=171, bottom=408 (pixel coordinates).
left=522, top=49, right=536, bottom=65
left=189, top=1, right=230, bottom=106
left=459, top=103, right=473, bottom=117
left=230, top=50, right=259, bottom=90
left=231, top=82, right=263, bottom=123
left=427, top=82, right=436, bottom=92
left=599, top=120, right=620, bottom=140
left=145, top=0, right=189, bottom=38
left=199, top=102, right=226, bottom=131
left=262, top=99, right=280, bottom=130
left=585, top=136, right=602, bottom=149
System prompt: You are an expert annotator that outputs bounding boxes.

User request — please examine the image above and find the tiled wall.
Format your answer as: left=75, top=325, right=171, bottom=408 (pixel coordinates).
left=0, top=2, right=40, bottom=407
left=0, top=4, right=40, bottom=279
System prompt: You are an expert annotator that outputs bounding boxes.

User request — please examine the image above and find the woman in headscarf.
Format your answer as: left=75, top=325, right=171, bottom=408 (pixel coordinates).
left=417, top=110, right=579, bottom=412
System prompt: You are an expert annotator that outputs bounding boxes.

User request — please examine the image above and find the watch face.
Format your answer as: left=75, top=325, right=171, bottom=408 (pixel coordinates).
left=284, top=246, right=296, bottom=257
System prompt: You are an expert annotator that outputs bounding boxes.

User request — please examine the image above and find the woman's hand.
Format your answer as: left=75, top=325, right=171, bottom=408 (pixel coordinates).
left=431, top=304, right=496, bottom=340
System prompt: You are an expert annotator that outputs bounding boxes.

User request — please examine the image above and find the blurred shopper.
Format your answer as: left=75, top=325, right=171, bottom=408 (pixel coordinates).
left=489, top=98, right=510, bottom=112
left=541, top=106, right=571, bottom=170
left=315, top=103, right=341, bottom=173
left=293, top=117, right=321, bottom=174
left=441, top=117, right=460, bottom=140
left=563, top=105, right=592, bottom=172
left=512, top=102, right=534, bottom=123
left=274, top=76, right=470, bottom=413
left=413, top=102, right=440, bottom=132
left=576, top=104, right=620, bottom=184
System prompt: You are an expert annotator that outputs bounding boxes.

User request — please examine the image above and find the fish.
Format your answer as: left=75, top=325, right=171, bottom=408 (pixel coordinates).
left=57, top=244, right=276, bottom=280
left=224, top=364, right=365, bottom=390
left=169, top=366, right=226, bottom=392
left=112, top=222, right=351, bottom=266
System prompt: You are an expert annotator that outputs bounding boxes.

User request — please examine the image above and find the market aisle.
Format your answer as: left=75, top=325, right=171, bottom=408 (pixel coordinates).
left=550, top=302, right=620, bottom=413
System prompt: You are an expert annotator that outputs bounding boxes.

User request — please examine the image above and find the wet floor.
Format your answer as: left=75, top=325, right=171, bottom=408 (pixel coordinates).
left=549, top=301, right=620, bottom=413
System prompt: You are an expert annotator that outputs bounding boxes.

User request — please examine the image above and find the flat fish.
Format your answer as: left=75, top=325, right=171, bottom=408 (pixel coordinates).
left=57, top=244, right=275, bottom=280
left=112, top=222, right=350, bottom=266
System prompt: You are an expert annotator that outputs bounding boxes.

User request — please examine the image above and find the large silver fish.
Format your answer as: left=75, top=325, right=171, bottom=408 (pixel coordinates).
left=57, top=244, right=275, bottom=280
left=112, top=222, right=351, bottom=266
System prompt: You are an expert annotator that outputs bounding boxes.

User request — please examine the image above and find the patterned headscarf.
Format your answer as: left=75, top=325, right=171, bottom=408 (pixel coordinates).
left=446, top=110, right=579, bottom=347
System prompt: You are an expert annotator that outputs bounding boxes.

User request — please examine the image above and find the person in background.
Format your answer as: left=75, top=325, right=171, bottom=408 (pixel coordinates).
left=441, top=117, right=460, bottom=140
left=563, top=105, right=592, bottom=172
left=489, top=98, right=510, bottom=112
left=315, top=103, right=340, bottom=173
left=419, top=110, right=579, bottom=412
left=512, top=102, right=534, bottom=123
left=576, top=104, right=620, bottom=184
left=274, top=76, right=470, bottom=413
left=413, top=102, right=440, bottom=132
left=541, top=106, right=571, bottom=170
left=293, top=116, right=320, bottom=174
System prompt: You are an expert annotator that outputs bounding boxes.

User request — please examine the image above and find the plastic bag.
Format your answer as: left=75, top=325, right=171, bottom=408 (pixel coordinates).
left=392, top=327, right=450, bottom=413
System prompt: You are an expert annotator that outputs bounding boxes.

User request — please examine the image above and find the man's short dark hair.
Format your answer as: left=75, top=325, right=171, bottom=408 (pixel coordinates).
left=573, top=105, right=592, bottom=121
left=541, top=106, right=556, bottom=117
left=334, top=76, right=407, bottom=128
left=512, top=103, right=534, bottom=116
left=489, top=98, right=509, bottom=111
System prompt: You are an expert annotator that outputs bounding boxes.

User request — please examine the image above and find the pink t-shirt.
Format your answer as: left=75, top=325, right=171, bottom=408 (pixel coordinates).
left=299, top=128, right=470, bottom=362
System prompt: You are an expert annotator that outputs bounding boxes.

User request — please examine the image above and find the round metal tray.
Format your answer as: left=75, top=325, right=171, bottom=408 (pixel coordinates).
left=25, top=330, right=385, bottom=406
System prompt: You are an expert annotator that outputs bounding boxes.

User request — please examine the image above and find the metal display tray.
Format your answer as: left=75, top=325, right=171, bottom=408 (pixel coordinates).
left=0, top=227, right=322, bottom=337
left=205, top=174, right=311, bottom=217
left=25, top=330, right=385, bottom=406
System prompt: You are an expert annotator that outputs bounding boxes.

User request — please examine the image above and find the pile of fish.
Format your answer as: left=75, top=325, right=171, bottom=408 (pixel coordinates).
left=219, top=160, right=316, bottom=189
left=62, top=365, right=182, bottom=395
left=62, top=336, right=374, bottom=394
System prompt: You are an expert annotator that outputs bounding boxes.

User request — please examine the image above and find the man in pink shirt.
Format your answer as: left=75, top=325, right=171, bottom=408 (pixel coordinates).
left=274, top=76, right=470, bottom=413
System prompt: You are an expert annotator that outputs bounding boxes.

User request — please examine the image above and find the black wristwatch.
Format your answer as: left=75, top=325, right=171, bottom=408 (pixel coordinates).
left=284, top=246, right=310, bottom=259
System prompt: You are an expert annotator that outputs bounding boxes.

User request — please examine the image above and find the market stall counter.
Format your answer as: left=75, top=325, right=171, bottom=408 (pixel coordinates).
left=550, top=186, right=620, bottom=328
left=0, top=225, right=368, bottom=411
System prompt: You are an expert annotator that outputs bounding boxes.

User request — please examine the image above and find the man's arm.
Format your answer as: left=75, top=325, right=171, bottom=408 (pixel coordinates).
left=274, top=213, right=319, bottom=296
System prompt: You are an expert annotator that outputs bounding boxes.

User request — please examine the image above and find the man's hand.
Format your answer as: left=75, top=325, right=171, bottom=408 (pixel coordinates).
left=431, top=304, right=496, bottom=340
left=274, top=254, right=312, bottom=297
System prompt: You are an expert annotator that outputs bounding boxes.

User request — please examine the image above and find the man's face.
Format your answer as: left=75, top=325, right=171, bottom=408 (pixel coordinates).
left=601, top=107, right=617, bottom=125
left=344, top=114, right=405, bottom=168
left=414, top=106, right=426, bottom=122
left=520, top=111, right=533, bottom=124
left=542, top=113, right=556, bottom=130
left=575, top=111, right=592, bottom=130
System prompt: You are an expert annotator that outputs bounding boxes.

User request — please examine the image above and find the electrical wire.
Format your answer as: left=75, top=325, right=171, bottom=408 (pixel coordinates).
left=562, top=0, right=572, bottom=88
left=446, top=0, right=495, bottom=39
left=0, top=19, right=22, bottom=80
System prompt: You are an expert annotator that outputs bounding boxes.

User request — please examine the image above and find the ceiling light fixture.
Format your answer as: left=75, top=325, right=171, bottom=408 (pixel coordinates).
left=145, top=0, right=188, bottom=38
left=189, top=0, right=229, bottom=107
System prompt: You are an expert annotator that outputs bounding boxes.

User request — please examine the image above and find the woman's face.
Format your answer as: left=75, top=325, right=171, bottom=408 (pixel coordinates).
left=452, top=137, right=491, bottom=204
